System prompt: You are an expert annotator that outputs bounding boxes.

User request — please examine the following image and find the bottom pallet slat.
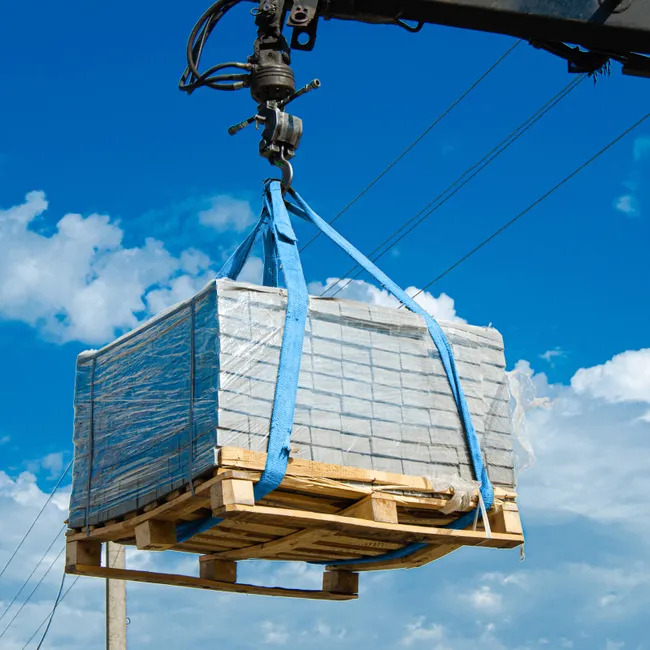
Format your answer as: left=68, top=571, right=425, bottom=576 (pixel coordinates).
left=67, top=564, right=357, bottom=601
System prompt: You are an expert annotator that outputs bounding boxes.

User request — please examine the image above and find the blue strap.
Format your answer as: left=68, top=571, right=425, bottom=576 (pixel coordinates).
left=176, top=181, right=308, bottom=543
left=262, top=220, right=280, bottom=287
left=286, top=189, right=493, bottom=566
left=252, top=182, right=309, bottom=500
left=217, top=210, right=268, bottom=281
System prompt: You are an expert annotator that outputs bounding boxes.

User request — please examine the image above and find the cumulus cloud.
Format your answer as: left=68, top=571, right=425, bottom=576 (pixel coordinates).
left=1, top=190, right=469, bottom=346
left=307, top=278, right=466, bottom=324
left=198, top=195, right=255, bottom=232
left=519, top=350, right=650, bottom=530
left=0, top=191, right=214, bottom=344
left=570, top=349, right=650, bottom=404
left=462, top=585, right=503, bottom=613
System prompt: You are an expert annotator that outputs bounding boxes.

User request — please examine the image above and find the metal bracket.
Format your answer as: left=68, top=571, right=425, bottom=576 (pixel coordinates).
left=530, top=41, right=610, bottom=75
left=288, top=0, right=320, bottom=51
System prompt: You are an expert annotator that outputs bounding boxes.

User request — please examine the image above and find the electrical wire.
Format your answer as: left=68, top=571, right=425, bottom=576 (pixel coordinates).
left=20, top=577, right=80, bottom=650
left=0, top=460, right=72, bottom=582
left=34, top=572, right=66, bottom=650
left=0, top=525, right=66, bottom=624
left=320, top=73, right=586, bottom=298
left=0, top=546, right=64, bottom=641
left=299, top=39, right=522, bottom=253
left=403, top=109, right=650, bottom=305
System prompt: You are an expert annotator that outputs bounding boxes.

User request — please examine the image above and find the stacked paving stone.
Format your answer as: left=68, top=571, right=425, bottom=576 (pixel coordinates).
left=70, top=278, right=514, bottom=528
left=216, top=279, right=515, bottom=488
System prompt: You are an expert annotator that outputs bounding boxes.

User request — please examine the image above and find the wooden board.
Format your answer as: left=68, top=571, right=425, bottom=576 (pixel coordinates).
left=65, top=447, right=524, bottom=596
left=67, top=564, right=357, bottom=601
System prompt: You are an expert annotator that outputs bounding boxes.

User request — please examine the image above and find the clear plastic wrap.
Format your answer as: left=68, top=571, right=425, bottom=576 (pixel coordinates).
left=70, top=278, right=516, bottom=528
left=506, top=362, right=542, bottom=475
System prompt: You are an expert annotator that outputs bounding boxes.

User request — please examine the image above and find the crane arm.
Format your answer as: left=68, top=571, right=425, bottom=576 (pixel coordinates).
left=305, top=0, right=650, bottom=77
left=310, top=1, right=650, bottom=61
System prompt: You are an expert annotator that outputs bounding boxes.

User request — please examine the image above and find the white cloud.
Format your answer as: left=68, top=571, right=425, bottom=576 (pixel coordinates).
left=519, top=350, right=650, bottom=530
left=570, top=349, right=650, bottom=404
left=0, top=435, right=9, bottom=445
left=260, top=621, right=289, bottom=645
left=0, top=191, right=213, bottom=344
left=308, top=278, right=466, bottom=324
left=604, top=641, right=625, bottom=650
left=462, top=585, right=503, bottom=613
left=39, top=453, right=64, bottom=480
left=613, top=194, right=639, bottom=216
left=637, top=410, right=650, bottom=423
left=539, top=347, right=566, bottom=365
left=399, top=618, right=509, bottom=650
left=198, top=195, right=255, bottom=232
left=400, top=617, right=446, bottom=646
left=1, top=191, right=468, bottom=346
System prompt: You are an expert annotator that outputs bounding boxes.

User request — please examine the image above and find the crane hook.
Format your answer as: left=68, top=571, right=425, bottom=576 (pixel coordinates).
left=276, top=148, right=294, bottom=192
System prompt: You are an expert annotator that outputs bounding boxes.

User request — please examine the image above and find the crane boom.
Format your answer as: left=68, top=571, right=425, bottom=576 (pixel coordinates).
left=179, top=0, right=650, bottom=186
left=317, top=0, right=650, bottom=59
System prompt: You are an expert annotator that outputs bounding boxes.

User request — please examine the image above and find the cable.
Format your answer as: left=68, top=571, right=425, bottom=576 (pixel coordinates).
left=320, top=73, right=586, bottom=299
left=20, top=577, right=79, bottom=650
left=179, top=0, right=250, bottom=93
left=34, top=572, right=65, bottom=650
left=299, top=39, right=522, bottom=252
left=0, top=459, right=72, bottom=582
left=0, top=546, right=64, bottom=641
left=0, top=525, right=66, bottom=624
left=404, top=109, right=650, bottom=304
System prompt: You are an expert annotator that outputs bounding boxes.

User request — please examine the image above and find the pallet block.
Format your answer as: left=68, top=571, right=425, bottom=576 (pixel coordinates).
left=65, top=447, right=524, bottom=599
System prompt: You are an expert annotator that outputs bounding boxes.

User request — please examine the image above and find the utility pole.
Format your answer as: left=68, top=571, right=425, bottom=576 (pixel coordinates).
left=106, top=541, right=127, bottom=650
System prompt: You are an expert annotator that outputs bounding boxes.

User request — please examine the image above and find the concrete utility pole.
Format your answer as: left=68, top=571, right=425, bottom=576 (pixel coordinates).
left=106, top=542, right=127, bottom=650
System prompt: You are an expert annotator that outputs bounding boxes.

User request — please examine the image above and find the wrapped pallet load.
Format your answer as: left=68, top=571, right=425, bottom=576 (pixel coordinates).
left=66, top=182, right=524, bottom=600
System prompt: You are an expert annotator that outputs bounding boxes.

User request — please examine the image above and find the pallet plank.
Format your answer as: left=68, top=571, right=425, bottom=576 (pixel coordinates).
left=219, top=447, right=433, bottom=490
left=67, top=564, right=356, bottom=601
left=215, top=503, right=523, bottom=548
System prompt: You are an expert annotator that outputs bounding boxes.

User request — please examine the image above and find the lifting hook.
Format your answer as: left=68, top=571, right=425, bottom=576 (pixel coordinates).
left=276, top=150, right=294, bottom=192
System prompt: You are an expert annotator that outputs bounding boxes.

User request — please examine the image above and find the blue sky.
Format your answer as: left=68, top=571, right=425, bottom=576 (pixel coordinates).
left=1, top=1, right=649, bottom=648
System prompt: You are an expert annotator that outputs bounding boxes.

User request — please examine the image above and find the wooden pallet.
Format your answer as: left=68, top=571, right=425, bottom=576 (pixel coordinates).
left=65, top=447, right=524, bottom=600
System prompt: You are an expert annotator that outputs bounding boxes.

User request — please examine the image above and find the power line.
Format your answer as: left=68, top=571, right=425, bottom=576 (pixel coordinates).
left=0, top=525, right=66, bottom=624
left=404, top=109, right=650, bottom=304
left=20, top=577, right=80, bottom=650
left=299, top=39, right=521, bottom=253
left=0, top=546, right=64, bottom=642
left=0, top=459, right=72, bottom=582
left=35, top=572, right=66, bottom=650
left=320, top=73, right=586, bottom=299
